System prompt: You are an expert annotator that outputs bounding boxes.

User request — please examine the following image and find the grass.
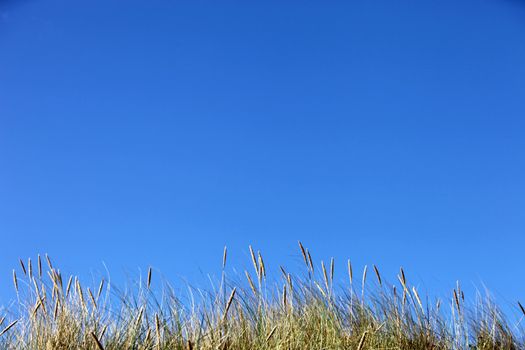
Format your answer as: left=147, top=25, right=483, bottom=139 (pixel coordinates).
left=1, top=242, right=524, bottom=349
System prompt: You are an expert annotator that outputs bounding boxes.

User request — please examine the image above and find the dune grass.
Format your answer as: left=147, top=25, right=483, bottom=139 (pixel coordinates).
left=1, top=243, right=524, bottom=349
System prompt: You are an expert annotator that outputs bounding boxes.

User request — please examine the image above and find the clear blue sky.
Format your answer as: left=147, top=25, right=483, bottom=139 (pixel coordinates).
left=1, top=0, right=524, bottom=307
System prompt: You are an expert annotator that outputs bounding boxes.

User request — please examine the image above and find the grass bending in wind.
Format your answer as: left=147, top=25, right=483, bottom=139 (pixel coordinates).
left=1, top=243, right=524, bottom=350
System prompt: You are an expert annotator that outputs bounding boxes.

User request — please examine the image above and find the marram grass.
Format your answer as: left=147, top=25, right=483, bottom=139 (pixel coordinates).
left=1, top=243, right=524, bottom=349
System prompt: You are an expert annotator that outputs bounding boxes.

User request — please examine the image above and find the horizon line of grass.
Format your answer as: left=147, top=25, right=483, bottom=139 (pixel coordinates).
left=1, top=242, right=525, bottom=349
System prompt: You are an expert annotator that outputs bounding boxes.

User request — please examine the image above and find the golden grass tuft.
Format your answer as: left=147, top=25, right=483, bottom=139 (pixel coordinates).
left=0, top=244, right=523, bottom=349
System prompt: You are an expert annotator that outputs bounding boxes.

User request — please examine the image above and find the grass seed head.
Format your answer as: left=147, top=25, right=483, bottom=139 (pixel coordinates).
left=91, top=331, right=105, bottom=350
left=37, top=254, right=42, bottom=278
left=222, top=246, right=227, bottom=269
left=0, top=320, right=18, bottom=338
left=249, top=245, right=259, bottom=278
left=12, top=270, right=18, bottom=293
left=348, top=259, right=353, bottom=284
left=147, top=267, right=152, bottom=289
left=373, top=264, right=382, bottom=286
left=298, top=241, right=308, bottom=267
left=519, top=301, right=525, bottom=316
left=19, top=259, right=26, bottom=275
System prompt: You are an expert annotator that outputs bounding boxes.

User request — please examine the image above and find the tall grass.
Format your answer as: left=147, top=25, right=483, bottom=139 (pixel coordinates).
left=1, top=243, right=524, bottom=349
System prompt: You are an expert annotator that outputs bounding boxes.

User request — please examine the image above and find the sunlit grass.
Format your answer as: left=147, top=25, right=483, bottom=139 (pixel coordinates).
left=1, top=243, right=524, bottom=349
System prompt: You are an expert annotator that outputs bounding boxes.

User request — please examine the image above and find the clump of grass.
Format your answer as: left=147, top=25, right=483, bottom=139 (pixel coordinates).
left=0, top=244, right=524, bottom=349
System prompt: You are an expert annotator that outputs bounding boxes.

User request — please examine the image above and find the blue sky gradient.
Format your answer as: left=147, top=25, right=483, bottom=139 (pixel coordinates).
left=1, top=0, right=525, bottom=307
